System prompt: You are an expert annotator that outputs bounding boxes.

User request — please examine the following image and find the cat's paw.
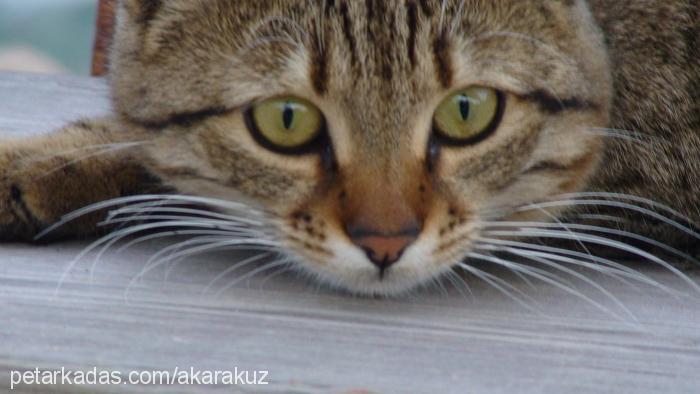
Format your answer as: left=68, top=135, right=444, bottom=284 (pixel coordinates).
left=0, top=144, right=95, bottom=243
left=0, top=118, right=162, bottom=243
left=0, top=154, right=36, bottom=241
left=0, top=181, right=45, bottom=242
left=0, top=147, right=116, bottom=243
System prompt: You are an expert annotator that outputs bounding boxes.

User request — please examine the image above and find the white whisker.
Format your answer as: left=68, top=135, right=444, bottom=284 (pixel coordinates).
left=124, top=240, right=279, bottom=303
left=107, top=206, right=265, bottom=227
left=201, top=252, right=273, bottom=295
left=35, top=142, right=146, bottom=179
left=55, top=220, right=276, bottom=297
left=517, top=199, right=700, bottom=241
left=475, top=245, right=638, bottom=321
left=483, top=220, right=700, bottom=267
left=214, top=258, right=293, bottom=297
left=258, top=261, right=296, bottom=289
left=482, top=229, right=700, bottom=292
left=475, top=237, right=672, bottom=293
left=457, top=261, right=542, bottom=313
left=112, top=230, right=257, bottom=256
left=89, top=225, right=261, bottom=285
left=444, top=269, right=473, bottom=299
left=467, top=252, right=632, bottom=323
left=144, top=237, right=278, bottom=279
left=37, top=194, right=265, bottom=240
left=551, top=192, right=697, bottom=228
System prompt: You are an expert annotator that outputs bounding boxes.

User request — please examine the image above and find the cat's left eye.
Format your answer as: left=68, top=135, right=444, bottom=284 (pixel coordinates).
left=433, top=86, right=503, bottom=145
left=245, top=96, right=325, bottom=153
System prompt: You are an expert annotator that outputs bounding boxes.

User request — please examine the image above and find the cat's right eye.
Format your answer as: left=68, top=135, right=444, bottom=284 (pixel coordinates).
left=244, top=96, right=325, bottom=153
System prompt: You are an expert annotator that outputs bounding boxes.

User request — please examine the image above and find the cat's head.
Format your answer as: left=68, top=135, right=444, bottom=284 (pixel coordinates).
left=110, top=0, right=612, bottom=295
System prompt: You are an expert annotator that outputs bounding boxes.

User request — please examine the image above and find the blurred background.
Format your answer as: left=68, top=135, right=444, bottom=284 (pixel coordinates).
left=0, top=0, right=97, bottom=75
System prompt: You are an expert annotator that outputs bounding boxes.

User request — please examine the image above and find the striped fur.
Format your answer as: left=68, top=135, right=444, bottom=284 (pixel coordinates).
left=0, top=0, right=697, bottom=295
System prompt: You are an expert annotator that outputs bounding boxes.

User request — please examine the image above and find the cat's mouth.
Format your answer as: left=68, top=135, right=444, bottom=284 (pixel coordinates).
left=284, top=233, right=459, bottom=296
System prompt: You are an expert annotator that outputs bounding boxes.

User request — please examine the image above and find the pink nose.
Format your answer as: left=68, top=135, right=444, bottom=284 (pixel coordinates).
left=348, top=227, right=419, bottom=276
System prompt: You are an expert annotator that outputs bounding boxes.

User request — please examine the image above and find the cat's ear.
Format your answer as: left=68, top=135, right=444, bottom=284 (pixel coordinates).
left=121, top=0, right=163, bottom=26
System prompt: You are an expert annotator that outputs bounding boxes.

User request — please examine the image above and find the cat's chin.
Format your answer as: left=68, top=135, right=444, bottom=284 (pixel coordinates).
left=306, top=266, right=445, bottom=297
left=290, top=240, right=454, bottom=297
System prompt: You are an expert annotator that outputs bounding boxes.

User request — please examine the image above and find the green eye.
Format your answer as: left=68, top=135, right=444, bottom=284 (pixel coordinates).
left=433, top=86, right=502, bottom=144
left=247, top=96, right=324, bottom=152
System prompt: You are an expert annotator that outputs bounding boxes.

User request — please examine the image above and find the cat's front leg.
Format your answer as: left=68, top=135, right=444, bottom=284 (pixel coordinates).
left=0, top=118, right=161, bottom=242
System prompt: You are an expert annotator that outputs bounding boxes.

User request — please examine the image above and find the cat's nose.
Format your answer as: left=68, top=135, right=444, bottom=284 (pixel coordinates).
left=347, top=226, right=419, bottom=275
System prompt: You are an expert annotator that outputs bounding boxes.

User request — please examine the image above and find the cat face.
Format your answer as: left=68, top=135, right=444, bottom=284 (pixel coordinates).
left=111, top=0, right=612, bottom=295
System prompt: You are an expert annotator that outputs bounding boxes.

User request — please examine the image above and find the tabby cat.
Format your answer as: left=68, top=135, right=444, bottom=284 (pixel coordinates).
left=1, top=0, right=698, bottom=295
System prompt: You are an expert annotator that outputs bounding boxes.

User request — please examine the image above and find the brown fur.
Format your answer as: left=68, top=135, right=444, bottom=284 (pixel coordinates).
left=0, top=0, right=697, bottom=295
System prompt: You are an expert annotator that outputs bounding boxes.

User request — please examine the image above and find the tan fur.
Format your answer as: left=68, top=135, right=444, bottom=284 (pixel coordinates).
left=0, top=0, right=697, bottom=295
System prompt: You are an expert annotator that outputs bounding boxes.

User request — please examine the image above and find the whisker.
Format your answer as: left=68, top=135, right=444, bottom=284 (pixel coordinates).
left=475, top=244, right=638, bottom=321
left=516, top=199, right=700, bottom=242
left=201, top=252, right=273, bottom=295
left=124, top=240, right=279, bottom=303
left=586, top=127, right=675, bottom=147
left=55, top=220, right=276, bottom=297
left=574, top=214, right=629, bottom=224
left=107, top=206, right=265, bottom=227
left=549, top=192, right=697, bottom=228
left=34, top=142, right=147, bottom=179
left=475, top=237, right=673, bottom=293
left=214, top=258, right=293, bottom=297
left=482, top=229, right=700, bottom=292
left=144, top=237, right=278, bottom=278
left=258, top=259, right=296, bottom=289
left=162, top=245, right=279, bottom=286
left=89, top=225, right=260, bottom=285
left=37, top=194, right=266, bottom=240
left=528, top=207, right=595, bottom=264
left=582, top=128, right=661, bottom=149
left=106, top=199, right=265, bottom=226
left=100, top=215, right=265, bottom=234
left=457, top=261, right=543, bottom=314
left=466, top=252, right=632, bottom=323
left=482, top=220, right=700, bottom=267
left=444, top=269, right=473, bottom=299
left=26, top=141, right=147, bottom=163
left=112, top=229, right=258, bottom=256
left=468, top=250, right=577, bottom=290
left=87, top=230, right=250, bottom=284
left=430, top=275, right=451, bottom=298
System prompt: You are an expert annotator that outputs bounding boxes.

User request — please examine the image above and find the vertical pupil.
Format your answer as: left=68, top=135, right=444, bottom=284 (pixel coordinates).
left=283, top=103, right=294, bottom=130
left=458, top=95, right=470, bottom=120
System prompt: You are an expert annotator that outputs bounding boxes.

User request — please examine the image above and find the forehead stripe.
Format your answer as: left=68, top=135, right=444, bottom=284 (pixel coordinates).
left=406, top=0, right=419, bottom=67
left=433, top=29, right=453, bottom=88
left=310, top=24, right=330, bottom=95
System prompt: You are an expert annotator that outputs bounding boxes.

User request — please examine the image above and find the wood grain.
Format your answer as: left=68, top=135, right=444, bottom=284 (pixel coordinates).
left=1, top=73, right=700, bottom=393
left=92, top=0, right=117, bottom=76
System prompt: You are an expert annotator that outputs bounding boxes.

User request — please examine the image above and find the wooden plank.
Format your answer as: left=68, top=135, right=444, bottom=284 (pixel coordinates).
left=1, top=72, right=700, bottom=393
left=92, top=0, right=117, bottom=77
left=0, top=72, right=111, bottom=137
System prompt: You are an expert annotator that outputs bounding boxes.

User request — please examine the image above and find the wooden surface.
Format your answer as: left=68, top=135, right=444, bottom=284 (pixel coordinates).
left=92, top=0, right=117, bottom=76
left=1, top=72, right=700, bottom=393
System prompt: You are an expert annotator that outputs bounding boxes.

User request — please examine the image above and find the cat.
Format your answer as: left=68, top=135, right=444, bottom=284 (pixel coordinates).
left=0, top=0, right=698, bottom=296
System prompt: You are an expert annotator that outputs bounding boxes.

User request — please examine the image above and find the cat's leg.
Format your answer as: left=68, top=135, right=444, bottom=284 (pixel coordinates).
left=0, top=118, right=162, bottom=242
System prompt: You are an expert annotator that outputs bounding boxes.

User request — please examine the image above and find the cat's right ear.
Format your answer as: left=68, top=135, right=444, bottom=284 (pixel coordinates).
left=121, top=0, right=162, bottom=26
